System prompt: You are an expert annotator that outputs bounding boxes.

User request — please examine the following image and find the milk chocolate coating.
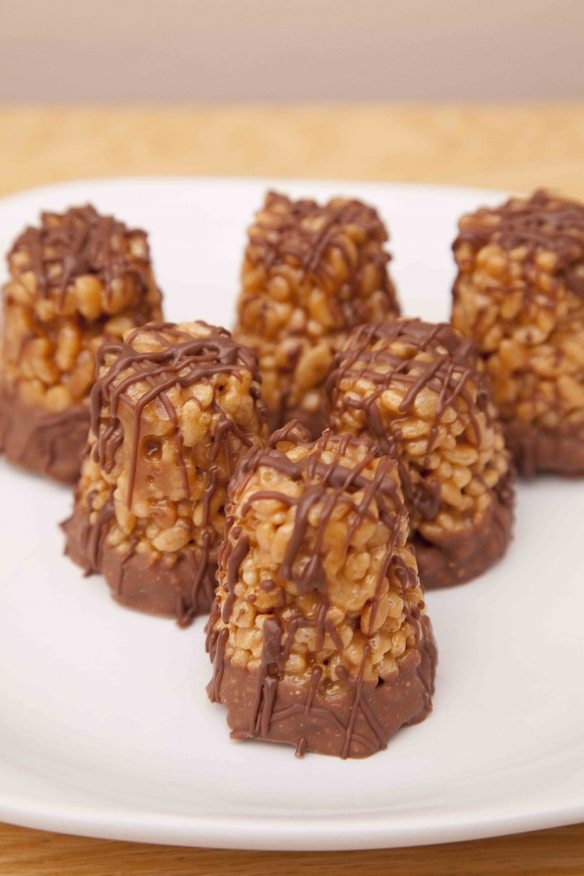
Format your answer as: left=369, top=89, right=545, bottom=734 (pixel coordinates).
left=327, top=319, right=515, bottom=590
left=452, top=190, right=584, bottom=477
left=267, top=404, right=327, bottom=442
left=210, top=627, right=436, bottom=759
left=64, top=321, right=265, bottom=625
left=0, top=387, right=88, bottom=483
left=207, top=424, right=437, bottom=758
left=414, top=472, right=514, bottom=589
left=63, top=502, right=215, bottom=625
left=1, top=204, right=163, bottom=482
left=504, top=420, right=584, bottom=477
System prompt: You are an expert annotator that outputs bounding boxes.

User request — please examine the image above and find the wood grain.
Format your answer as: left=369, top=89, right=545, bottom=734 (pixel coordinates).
left=1, top=821, right=584, bottom=876
left=1, top=103, right=583, bottom=874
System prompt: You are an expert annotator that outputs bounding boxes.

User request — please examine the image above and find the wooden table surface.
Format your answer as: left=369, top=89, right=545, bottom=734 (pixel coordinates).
left=1, top=102, right=583, bottom=875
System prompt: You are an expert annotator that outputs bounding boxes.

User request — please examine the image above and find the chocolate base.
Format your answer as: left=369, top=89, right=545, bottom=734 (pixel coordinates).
left=63, top=502, right=216, bottom=626
left=0, top=386, right=88, bottom=484
left=414, top=480, right=514, bottom=590
left=208, top=618, right=437, bottom=759
left=268, top=406, right=326, bottom=441
left=504, top=419, right=584, bottom=478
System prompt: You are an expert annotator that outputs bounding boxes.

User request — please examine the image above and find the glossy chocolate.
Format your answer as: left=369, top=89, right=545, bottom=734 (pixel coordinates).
left=0, top=388, right=88, bottom=483
left=235, top=191, right=400, bottom=436
left=454, top=190, right=584, bottom=288
left=10, top=204, right=154, bottom=301
left=1, top=203, right=163, bottom=482
left=208, top=425, right=437, bottom=758
left=64, top=321, right=265, bottom=625
left=453, top=190, right=584, bottom=476
left=327, top=319, right=515, bottom=589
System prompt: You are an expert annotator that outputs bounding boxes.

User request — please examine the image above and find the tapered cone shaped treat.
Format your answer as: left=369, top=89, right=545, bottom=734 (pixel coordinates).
left=0, top=205, right=163, bottom=482
left=233, top=191, right=400, bottom=437
left=63, top=321, right=266, bottom=625
left=207, top=423, right=436, bottom=759
left=327, top=319, right=514, bottom=590
left=452, top=190, right=584, bottom=476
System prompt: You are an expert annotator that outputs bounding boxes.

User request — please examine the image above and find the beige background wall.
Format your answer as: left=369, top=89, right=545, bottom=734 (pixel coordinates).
left=1, top=0, right=583, bottom=102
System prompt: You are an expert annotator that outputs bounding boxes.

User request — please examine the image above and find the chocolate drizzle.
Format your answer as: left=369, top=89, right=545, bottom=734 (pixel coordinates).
left=327, top=318, right=515, bottom=589
left=455, top=190, right=584, bottom=297
left=208, top=424, right=436, bottom=758
left=9, top=204, right=153, bottom=301
left=327, top=319, right=481, bottom=519
left=452, top=190, right=584, bottom=477
left=90, top=322, right=260, bottom=507
left=236, top=191, right=400, bottom=435
left=242, top=190, right=399, bottom=333
left=64, top=320, right=265, bottom=625
left=248, top=191, right=392, bottom=291
left=0, top=203, right=164, bottom=482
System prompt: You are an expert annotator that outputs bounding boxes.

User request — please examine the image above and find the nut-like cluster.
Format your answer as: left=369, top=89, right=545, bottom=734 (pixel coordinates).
left=71, top=321, right=266, bottom=615
left=327, top=319, right=512, bottom=574
left=208, top=424, right=428, bottom=687
left=234, top=191, right=400, bottom=434
left=1, top=204, right=162, bottom=414
left=452, top=190, right=584, bottom=474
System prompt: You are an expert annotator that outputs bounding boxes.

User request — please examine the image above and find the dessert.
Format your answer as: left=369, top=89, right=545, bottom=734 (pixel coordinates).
left=233, top=191, right=400, bottom=437
left=452, top=189, right=584, bottom=476
left=207, top=423, right=436, bottom=759
left=0, top=204, right=163, bottom=482
left=63, top=321, right=266, bottom=625
left=327, top=319, right=514, bottom=589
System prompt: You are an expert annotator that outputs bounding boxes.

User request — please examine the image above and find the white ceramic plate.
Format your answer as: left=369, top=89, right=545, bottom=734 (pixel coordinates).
left=0, top=178, right=583, bottom=852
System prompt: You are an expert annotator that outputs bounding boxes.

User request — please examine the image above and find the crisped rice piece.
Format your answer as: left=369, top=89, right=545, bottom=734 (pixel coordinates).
left=452, top=189, right=584, bottom=475
left=234, top=191, right=400, bottom=436
left=327, top=318, right=515, bottom=589
left=0, top=204, right=163, bottom=482
left=63, top=320, right=266, bottom=626
left=207, top=422, right=436, bottom=759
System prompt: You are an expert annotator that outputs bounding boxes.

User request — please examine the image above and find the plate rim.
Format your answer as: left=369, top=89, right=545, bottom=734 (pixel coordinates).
left=0, top=174, right=512, bottom=210
left=0, top=175, right=580, bottom=851
left=1, top=785, right=584, bottom=851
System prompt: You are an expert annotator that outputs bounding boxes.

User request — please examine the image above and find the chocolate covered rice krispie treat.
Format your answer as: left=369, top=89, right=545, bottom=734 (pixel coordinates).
left=452, top=190, right=584, bottom=476
left=233, top=191, right=400, bottom=436
left=63, top=321, right=266, bottom=625
left=0, top=205, right=163, bottom=482
left=207, top=423, right=436, bottom=759
left=327, top=319, right=514, bottom=589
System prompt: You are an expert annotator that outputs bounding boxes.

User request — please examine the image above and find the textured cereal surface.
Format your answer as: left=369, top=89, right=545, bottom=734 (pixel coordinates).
left=327, top=319, right=512, bottom=547
left=452, top=190, right=584, bottom=444
left=1, top=204, right=162, bottom=414
left=234, top=191, right=399, bottom=431
left=75, top=321, right=266, bottom=566
left=208, top=425, right=428, bottom=687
